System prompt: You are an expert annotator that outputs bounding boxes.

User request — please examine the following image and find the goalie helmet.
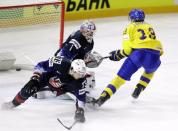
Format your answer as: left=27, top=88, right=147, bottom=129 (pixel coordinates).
left=80, top=20, right=96, bottom=43
left=69, top=59, right=87, bottom=79
left=129, top=9, right=145, bottom=22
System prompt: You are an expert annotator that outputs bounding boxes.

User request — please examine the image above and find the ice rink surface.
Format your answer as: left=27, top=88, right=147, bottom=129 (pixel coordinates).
left=0, top=13, right=178, bottom=131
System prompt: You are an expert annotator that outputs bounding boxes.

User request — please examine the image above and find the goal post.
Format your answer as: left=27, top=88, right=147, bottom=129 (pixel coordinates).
left=0, top=1, right=65, bottom=47
left=0, top=1, right=65, bottom=71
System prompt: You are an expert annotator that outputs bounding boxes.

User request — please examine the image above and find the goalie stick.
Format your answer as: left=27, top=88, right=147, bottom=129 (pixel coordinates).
left=57, top=118, right=78, bottom=130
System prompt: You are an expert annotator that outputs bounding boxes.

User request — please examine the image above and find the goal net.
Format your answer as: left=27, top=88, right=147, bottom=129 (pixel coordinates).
left=0, top=1, right=65, bottom=71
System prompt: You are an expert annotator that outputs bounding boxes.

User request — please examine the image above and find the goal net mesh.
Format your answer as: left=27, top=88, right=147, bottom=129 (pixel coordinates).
left=0, top=1, right=65, bottom=70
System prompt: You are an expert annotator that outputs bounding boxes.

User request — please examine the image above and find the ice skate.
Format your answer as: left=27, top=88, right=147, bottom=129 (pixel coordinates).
left=1, top=101, right=16, bottom=110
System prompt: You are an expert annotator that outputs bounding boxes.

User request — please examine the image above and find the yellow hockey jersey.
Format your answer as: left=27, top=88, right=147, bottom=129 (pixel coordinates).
left=122, top=22, right=163, bottom=56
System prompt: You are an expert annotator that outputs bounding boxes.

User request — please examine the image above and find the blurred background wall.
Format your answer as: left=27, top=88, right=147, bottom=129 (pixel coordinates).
left=63, top=0, right=178, bottom=20
left=1, top=0, right=178, bottom=21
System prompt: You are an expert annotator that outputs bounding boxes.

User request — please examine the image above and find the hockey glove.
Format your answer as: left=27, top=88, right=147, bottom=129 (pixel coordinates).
left=31, top=72, right=41, bottom=82
left=84, top=51, right=103, bottom=68
left=109, top=50, right=125, bottom=61
left=74, top=107, right=85, bottom=123
left=29, top=72, right=41, bottom=92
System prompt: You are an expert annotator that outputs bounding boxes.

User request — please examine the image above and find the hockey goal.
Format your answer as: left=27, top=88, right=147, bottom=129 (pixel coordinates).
left=0, top=1, right=65, bottom=71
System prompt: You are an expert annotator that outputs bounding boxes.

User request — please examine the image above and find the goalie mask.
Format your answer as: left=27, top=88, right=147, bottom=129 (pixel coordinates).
left=69, top=59, right=87, bottom=79
left=80, top=20, right=96, bottom=43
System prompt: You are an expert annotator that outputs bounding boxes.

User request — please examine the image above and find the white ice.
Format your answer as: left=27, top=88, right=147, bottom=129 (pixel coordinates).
left=0, top=13, right=178, bottom=131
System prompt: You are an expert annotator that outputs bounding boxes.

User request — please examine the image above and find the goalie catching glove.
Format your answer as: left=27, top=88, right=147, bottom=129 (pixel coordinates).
left=109, top=50, right=126, bottom=61
left=84, top=51, right=103, bottom=68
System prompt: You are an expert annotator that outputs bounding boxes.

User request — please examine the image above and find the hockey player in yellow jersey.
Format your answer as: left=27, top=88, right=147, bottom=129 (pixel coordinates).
left=93, top=9, right=164, bottom=106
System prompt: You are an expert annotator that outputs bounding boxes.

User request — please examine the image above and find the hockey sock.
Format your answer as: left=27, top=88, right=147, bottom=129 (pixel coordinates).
left=102, top=75, right=126, bottom=97
left=136, top=71, right=154, bottom=90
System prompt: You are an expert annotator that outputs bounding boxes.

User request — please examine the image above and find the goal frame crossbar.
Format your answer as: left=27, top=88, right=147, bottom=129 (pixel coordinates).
left=0, top=1, right=65, bottom=47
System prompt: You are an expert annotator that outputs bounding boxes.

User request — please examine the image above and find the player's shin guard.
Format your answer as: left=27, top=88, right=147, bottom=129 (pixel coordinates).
left=96, top=75, right=126, bottom=106
left=12, top=78, right=40, bottom=107
left=132, top=72, right=154, bottom=99
left=12, top=92, right=27, bottom=107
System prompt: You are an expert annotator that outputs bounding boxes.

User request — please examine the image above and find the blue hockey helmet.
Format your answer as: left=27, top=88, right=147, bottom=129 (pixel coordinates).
left=129, top=9, right=145, bottom=22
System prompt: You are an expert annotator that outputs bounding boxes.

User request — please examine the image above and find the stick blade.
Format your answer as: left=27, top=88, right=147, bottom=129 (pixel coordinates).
left=57, top=118, right=76, bottom=130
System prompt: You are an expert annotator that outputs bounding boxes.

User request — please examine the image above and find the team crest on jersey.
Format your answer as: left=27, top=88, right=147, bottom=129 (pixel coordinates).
left=49, top=77, right=63, bottom=88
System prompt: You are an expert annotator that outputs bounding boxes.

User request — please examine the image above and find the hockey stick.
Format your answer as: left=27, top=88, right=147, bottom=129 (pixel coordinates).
left=57, top=118, right=78, bottom=130
left=100, top=56, right=109, bottom=61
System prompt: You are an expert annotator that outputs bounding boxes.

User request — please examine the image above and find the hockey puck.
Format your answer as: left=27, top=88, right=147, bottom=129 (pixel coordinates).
left=16, top=67, right=21, bottom=71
